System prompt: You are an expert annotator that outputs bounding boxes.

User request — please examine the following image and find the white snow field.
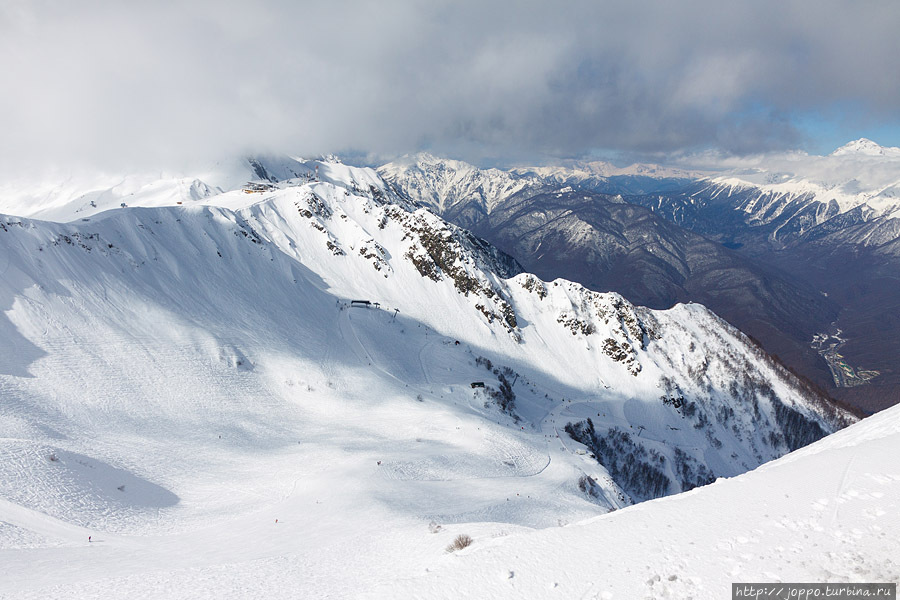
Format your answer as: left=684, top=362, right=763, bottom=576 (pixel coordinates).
left=0, top=158, right=868, bottom=598
left=374, top=401, right=900, bottom=600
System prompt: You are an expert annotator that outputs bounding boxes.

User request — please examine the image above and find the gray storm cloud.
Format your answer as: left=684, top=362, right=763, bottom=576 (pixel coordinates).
left=1, top=0, right=898, bottom=172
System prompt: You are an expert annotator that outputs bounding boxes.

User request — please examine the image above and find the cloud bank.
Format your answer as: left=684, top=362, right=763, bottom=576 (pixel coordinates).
left=2, top=0, right=899, bottom=172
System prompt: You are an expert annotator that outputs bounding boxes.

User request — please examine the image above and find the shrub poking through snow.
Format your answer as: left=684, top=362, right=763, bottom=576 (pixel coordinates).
left=489, top=373, right=517, bottom=417
left=446, top=534, right=473, bottom=553
left=475, top=357, right=519, bottom=419
left=577, top=474, right=603, bottom=501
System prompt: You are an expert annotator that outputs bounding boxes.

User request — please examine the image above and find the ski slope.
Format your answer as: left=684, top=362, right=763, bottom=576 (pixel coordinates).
left=0, top=215, right=610, bottom=597
left=374, top=402, right=900, bottom=599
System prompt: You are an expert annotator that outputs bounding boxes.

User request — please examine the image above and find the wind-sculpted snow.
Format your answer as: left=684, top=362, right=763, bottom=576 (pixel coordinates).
left=0, top=444, right=178, bottom=533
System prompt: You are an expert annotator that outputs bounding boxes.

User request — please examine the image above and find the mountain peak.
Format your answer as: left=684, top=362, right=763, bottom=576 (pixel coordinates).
left=397, top=152, right=473, bottom=169
left=830, top=138, right=900, bottom=157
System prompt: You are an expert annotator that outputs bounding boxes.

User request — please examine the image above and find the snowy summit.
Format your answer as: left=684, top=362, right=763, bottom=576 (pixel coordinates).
left=830, top=138, right=900, bottom=157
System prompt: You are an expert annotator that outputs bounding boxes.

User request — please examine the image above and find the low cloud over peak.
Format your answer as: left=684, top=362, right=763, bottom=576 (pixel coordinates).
left=3, top=0, right=899, bottom=174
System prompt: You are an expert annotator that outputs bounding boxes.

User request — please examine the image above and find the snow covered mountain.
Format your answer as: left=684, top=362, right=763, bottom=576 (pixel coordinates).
left=638, top=139, right=900, bottom=249
left=513, top=159, right=701, bottom=180
left=510, top=159, right=700, bottom=195
left=372, top=399, right=900, bottom=600
left=831, top=137, right=900, bottom=158
left=380, top=143, right=900, bottom=257
left=0, top=156, right=854, bottom=597
left=381, top=154, right=843, bottom=407
left=380, top=148, right=900, bottom=414
left=377, top=153, right=696, bottom=222
left=377, top=153, right=548, bottom=229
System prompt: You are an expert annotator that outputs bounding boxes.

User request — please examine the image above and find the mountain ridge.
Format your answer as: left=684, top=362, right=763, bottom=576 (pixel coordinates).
left=0, top=156, right=852, bottom=515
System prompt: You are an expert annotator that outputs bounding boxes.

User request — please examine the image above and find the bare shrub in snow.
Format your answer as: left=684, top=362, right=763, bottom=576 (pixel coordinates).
left=577, top=474, right=602, bottom=500
left=446, top=534, right=473, bottom=552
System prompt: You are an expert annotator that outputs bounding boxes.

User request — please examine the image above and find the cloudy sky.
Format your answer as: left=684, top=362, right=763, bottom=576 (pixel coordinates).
left=2, top=0, right=899, bottom=172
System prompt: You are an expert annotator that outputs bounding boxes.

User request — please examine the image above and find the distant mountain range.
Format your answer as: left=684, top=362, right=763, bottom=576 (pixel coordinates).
left=380, top=141, right=900, bottom=414
left=3, top=145, right=895, bottom=414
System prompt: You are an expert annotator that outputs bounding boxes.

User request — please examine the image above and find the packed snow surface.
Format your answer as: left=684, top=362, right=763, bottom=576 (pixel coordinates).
left=373, top=402, right=900, bottom=599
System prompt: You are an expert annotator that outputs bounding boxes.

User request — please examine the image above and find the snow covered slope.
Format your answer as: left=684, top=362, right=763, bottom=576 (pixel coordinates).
left=0, top=162, right=246, bottom=224
left=382, top=154, right=844, bottom=412
left=380, top=149, right=900, bottom=415
left=372, top=400, right=900, bottom=600
left=0, top=155, right=375, bottom=224
left=0, top=159, right=853, bottom=597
